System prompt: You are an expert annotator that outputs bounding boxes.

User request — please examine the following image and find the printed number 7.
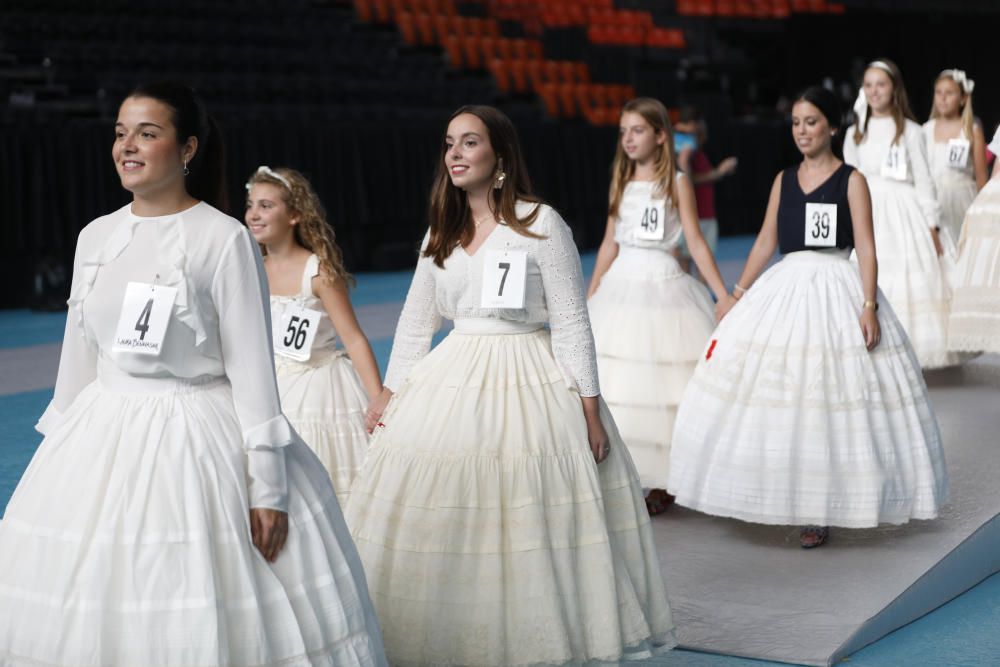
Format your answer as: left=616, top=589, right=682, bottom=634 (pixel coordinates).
left=497, top=262, right=511, bottom=296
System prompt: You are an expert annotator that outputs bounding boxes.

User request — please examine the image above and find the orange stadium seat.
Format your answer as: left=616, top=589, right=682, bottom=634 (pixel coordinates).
left=442, top=34, right=462, bottom=67
left=396, top=11, right=418, bottom=44
left=488, top=58, right=511, bottom=93
left=508, top=59, right=529, bottom=93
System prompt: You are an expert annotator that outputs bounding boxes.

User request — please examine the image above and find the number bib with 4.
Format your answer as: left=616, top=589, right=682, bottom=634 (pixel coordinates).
left=275, top=305, right=322, bottom=361
left=804, top=202, right=838, bottom=248
left=946, top=138, right=970, bottom=170
left=880, top=143, right=908, bottom=181
left=113, top=281, right=178, bottom=356
left=634, top=199, right=666, bottom=241
left=480, top=249, right=527, bottom=309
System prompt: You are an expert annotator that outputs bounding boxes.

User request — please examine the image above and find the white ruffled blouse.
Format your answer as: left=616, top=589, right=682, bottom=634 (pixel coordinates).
left=384, top=202, right=601, bottom=397
left=37, top=201, right=294, bottom=511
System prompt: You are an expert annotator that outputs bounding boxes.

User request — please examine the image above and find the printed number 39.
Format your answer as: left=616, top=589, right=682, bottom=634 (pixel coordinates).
left=497, top=262, right=511, bottom=296
left=811, top=211, right=830, bottom=239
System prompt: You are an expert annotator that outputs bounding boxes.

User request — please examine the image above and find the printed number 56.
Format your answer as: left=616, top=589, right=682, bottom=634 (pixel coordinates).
left=283, top=315, right=310, bottom=350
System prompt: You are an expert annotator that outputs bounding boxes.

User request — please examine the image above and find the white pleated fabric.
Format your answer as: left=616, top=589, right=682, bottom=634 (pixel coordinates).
left=949, top=178, right=1000, bottom=354
left=923, top=120, right=978, bottom=241
left=344, top=325, right=676, bottom=667
left=668, top=250, right=948, bottom=528
left=0, top=371, right=386, bottom=667
left=589, top=247, right=715, bottom=489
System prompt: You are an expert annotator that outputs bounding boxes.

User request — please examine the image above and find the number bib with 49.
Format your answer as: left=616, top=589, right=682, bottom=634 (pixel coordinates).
left=634, top=200, right=667, bottom=241
left=804, top=202, right=837, bottom=248
left=113, top=282, right=178, bottom=356
left=275, top=305, right=322, bottom=360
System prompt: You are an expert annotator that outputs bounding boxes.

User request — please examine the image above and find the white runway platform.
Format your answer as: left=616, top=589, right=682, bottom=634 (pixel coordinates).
left=651, top=354, right=1000, bottom=666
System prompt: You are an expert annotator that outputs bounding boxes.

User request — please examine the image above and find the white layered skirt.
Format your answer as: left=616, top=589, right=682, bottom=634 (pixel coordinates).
left=933, top=170, right=978, bottom=243
left=668, top=250, right=948, bottom=528
left=0, top=371, right=386, bottom=667
left=343, top=320, right=675, bottom=667
left=276, top=348, right=370, bottom=504
left=949, top=179, right=1000, bottom=354
left=588, top=247, right=715, bottom=489
left=866, top=176, right=960, bottom=368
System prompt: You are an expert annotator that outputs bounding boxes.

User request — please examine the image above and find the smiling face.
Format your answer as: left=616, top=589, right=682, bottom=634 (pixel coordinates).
left=245, top=182, right=296, bottom=246
left=619, top=111, right=664, bottom=163
left=791, top=100, right=832, bottom=159
left=862, top=67, right=894, bottom=115
left=113, top=96, right=196, bottom=199
left=933, top=77, right=964, bottom=118
left=444, top=113, right=498, bottom=194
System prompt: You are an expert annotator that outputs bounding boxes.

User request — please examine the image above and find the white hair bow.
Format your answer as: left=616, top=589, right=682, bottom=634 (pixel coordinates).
left=942, top=69, right=975, bottom=95
left=988, top=125, right=1000, bottom=158
left=245, top=165, right=291, bottom=190
left=853, top=87, right=869, bottom=128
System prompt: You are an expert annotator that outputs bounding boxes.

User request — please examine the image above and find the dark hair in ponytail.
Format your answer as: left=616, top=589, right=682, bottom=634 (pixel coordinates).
left=127, top=81, right=228, bottom=212
left=795, top=85, right=844, bottom=158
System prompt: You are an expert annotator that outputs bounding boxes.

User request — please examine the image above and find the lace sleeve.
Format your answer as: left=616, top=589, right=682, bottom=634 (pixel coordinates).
left=907, top=121, right=942, bottom=229
left=536, top=208, right=600, bottom=397
left=383, top=233, right=442, bottom=391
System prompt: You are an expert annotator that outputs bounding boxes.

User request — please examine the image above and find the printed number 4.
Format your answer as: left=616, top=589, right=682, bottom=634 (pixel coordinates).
left=134, top=298, right=153, bottom=340
left=497, top=262, right=511, bottom=296
left=283, top=315, right=311, bottom=350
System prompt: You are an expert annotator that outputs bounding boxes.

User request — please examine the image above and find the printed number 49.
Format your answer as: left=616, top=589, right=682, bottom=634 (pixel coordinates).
left=134, top=298, right=153, bottom=340
left=641, top=207, right=658, bottom=231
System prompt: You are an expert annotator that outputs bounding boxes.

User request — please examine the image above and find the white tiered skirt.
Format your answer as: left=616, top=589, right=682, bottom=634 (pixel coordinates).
left=0, top=371, right=387, bottom=667
left=668, top=250, right=948, bottom=528
left=866, top=176, right=960, bottom=368
left=588, top=247, right=715, bottom=489
left=949, top=179, right=1000, bottom=354
left=276, top=348, right=370, bottom=504
left=343, top=320, right=676, bottom=667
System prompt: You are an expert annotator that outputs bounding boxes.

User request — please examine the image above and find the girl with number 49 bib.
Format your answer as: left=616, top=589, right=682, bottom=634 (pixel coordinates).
left=845, top=58, right=961, bottom=368
left=668, top=86, right=947, bottom=549
left=246, top=166, right=382, bottom=505
left=587, top=97, right=733, bottom=516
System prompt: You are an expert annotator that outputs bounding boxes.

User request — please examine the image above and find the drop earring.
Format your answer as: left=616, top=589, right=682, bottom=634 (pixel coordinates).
left=493, top=157, right=506, bottom=190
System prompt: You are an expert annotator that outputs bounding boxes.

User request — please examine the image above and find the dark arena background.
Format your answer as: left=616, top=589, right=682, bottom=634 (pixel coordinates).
left=2, top=2, right=1000, bottom=666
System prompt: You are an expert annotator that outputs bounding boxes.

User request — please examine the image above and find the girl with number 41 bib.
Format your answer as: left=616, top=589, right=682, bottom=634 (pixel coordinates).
left=587, top=97, right=733, bottom=516
left=845, top=58, right=962, bottom=368
left=668, top=86, right=947, bottom=549
left=246, top=166, right=382, bottom=504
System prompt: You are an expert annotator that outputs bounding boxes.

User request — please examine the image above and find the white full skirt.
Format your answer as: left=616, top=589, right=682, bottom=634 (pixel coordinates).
left=668, top=251, right=948, bottom=528
left=949, top=179, right=1000, bottom=354
left=276, top=349, right=370, bottom=504
left=343, top=327, right=676, bottom=667
left=588, top=248, right=715, bottom=489
left=0, top=373, right=387, bottom=667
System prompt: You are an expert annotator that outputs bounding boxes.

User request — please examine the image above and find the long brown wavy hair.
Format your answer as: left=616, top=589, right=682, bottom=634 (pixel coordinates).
left=608, top=97, right=678, bottom=219
left=928, top=70, right=976, bottom=144
left=853, top=58, right=915, bottom=147
left=247, top=167, right=355, bottom=288
left=424, top=105, right=543, bottom=267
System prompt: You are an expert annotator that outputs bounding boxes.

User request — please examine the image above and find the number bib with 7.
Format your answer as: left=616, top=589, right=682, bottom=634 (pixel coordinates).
left=804, top=202, right=837, bottom=248
left=275, top=305, right=322, bottom=361
left=480, top=249, right=527, bottom=309
left=634, top=199, right=666, bottom=241
left=113, top=281, right=178, bottom=356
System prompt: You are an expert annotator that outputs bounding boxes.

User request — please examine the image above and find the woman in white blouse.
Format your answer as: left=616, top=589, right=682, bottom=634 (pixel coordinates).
left=844, top=58, right=961, bottom=368
left=0, top=82, right=387, bottom=667
left=345, top=105, right=675, bottom=666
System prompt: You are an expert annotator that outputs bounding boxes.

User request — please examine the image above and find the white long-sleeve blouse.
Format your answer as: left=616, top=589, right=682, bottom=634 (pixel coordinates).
left=37, top=201, right=294, bottom=511
left=383, top=202, right=601, bottom=397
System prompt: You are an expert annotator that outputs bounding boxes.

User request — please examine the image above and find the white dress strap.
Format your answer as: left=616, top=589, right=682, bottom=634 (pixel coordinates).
left=300, top=253, right=320, bottom=298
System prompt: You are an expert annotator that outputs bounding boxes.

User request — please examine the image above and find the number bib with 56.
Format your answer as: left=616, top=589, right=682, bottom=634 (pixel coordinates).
left=635, top=200, right=666, bottom=241
left=275, top=305, right=322, bottom=360
left=804, top=202, right=837, bottom=248
left=113, top=281, right=178, bottom=356
left=480, top=249, right=527, bottom=309
left=946, top=138, right=970, bottom=169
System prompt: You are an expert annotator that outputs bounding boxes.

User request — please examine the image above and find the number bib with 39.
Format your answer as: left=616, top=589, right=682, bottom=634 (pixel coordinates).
left=480, top=249, right=527, bottom=309
left=275, top=305, right=322, bottom=361
left=635, top=200, right=666, bottom=241
left=804, top=202, right=838, bottom=248
left=113, top=281, right=178, bottom=356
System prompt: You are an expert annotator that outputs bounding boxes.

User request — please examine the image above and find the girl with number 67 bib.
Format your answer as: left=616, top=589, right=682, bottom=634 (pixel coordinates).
left=669, top=87, right=947, bottom=549
left=245, top=166, right=382, bottom=504
left=587, top=97, right=734, bottom=516
left=845, top=58, right=960, bottom=368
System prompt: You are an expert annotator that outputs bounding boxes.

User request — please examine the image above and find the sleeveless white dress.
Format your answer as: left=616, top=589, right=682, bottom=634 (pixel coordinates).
left=271, top=253, right=370, bottom=504
left=923, top=119, right=978, bottom=242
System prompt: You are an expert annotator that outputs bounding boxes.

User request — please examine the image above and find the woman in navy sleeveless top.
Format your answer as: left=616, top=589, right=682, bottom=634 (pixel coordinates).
left=668, top=86, right=947, bottom=548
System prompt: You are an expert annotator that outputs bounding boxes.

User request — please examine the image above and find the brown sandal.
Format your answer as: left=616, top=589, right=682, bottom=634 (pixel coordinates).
left=645, top=489, right=675, bottom=516
left=799, top=526, right=830, bottom=549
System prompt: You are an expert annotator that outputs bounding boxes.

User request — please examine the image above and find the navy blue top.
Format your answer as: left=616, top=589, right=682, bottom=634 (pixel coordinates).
left=777, top=163, right=855, bottom=254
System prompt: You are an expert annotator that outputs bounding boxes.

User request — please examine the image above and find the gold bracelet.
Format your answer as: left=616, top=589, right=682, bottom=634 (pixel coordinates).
left=862, top=300, right=878, bottom=311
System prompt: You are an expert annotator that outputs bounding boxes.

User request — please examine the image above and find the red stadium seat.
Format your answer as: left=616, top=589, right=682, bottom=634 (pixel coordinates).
left=488, top=58, right=511, bottom=93
left=461, top=35, right=483, bottom=69
left=396, top=11, right=419, bottom=44
left=508, top=59, right=529, bottom=93
left=442, top=34, right=463, bottom=67
left=414, top=12, right=435, bottom=45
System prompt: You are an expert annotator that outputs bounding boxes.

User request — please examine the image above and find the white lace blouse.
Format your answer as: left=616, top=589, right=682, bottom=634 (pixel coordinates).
left=383, top=202, right=600, bottom=397
left=38, top=202, right=295, bottom=511
left=844, top=116, right=942, bottom=228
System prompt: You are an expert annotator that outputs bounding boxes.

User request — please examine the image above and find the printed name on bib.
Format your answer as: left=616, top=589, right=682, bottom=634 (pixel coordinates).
left=946, top=138, right=970, bottom=169
left=634, top=200, right=667, bottom=241
left=480, top=249, right=527, bottom=309
left=880, top=143, right=908, bottom=181
left=113, top=281, right=178, bottom=356
left=275, top=305, right=323, bottom=361
left=803, top=202, right=838, bottom=248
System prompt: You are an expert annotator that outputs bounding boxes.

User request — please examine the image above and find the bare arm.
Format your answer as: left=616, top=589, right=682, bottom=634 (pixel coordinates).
left=315, top=274, right=383, bottom=401
left=586, top=214, right=619, bottom=299
left=677, top=174, right=727, bottom=300
left=691, top=157, right=738, bottom=185
left=972, top=122, right=988, bottom=191
left=848, top=171, right=878, bottom=302
left=734, top=174, right=782, bottom=292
